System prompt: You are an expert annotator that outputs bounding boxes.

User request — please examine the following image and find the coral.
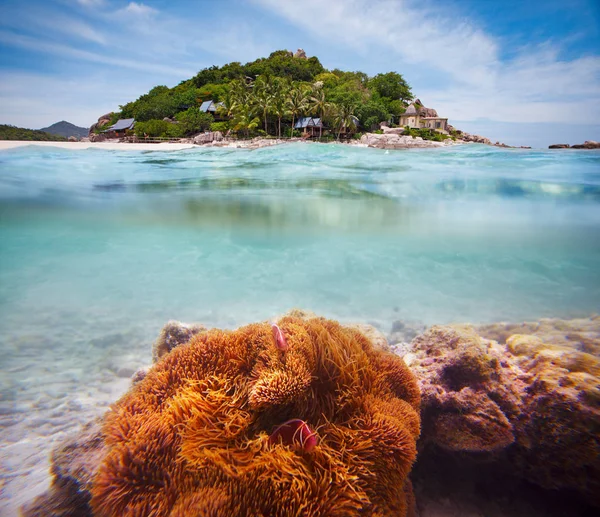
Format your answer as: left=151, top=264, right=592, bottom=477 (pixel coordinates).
left=476, top=315, right=600, bottom=355
left=409, top=320, right=600, bottom=507
left=88, top=316, right=421, bottom=517
left=152, top=320, right=207, bottom=362
left=21, top=421, right=106, bottom=517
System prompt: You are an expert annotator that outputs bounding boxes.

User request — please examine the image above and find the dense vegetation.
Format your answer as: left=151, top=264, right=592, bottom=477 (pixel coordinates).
left=115, top=50, right=414, bottom=139
left=0, top=125, right=67, bottom=141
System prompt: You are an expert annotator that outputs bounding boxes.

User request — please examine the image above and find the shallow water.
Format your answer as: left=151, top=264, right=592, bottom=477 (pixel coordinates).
left=0, top=142, right=600, bottom=513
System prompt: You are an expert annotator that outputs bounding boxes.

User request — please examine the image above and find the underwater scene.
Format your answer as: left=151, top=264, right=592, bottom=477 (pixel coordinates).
left=1, top=143, right=599, bottom=516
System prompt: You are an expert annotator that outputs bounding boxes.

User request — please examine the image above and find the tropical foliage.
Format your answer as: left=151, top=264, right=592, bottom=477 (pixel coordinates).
left=114, top=50, right=415, bottom=139
left=0, top=124, right=67, bottom=141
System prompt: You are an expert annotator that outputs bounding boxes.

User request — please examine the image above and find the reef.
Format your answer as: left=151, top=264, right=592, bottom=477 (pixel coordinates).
left=407, top=318, right=600, bottom=508
left=23, top=314, right=421, bottom=517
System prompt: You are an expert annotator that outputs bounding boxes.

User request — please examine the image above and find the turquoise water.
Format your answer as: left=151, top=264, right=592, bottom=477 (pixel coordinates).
left=1, top=143, right=599, bottom=337
left=1, top=141, right=599, bottom=512
left=1, top=142, right=599, bottom=511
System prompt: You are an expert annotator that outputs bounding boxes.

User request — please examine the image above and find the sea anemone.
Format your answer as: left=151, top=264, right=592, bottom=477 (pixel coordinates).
left=90, top=315, right=421, bottom=517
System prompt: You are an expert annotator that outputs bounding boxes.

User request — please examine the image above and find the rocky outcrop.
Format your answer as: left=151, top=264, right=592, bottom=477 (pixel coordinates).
left=293, top=48, right=307, bottom=59
left=88, top=132, right=107, bottom=142
left=572, top=140, right=600, bottom=149
left=360, top=132, right=453, bottom=149
left=407, top=318, right=600, bottom=507
left=446, top=124, right=492, bottom=145
left=88, top=113, right=113, bottom=135
left=550, top=141, right=600, bottom=149
left=193, top=131, right=223, bottom=144
left=382, top=126, right=405, bottom=135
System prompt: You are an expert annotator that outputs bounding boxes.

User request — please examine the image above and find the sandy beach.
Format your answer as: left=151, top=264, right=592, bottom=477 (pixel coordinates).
left=0, top=141, right=198, bottom=151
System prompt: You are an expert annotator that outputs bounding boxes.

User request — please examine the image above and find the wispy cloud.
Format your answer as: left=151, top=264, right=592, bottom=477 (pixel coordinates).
left=254, top=0, right=600, bottom=125
left=0, top=30, right=196, bottom=77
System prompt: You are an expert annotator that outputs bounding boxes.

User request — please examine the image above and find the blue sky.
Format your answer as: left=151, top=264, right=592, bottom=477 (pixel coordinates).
left=0, top=0, right=599, bottom=147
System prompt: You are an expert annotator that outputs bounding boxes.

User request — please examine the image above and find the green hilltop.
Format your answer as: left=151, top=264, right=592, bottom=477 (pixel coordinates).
left=0, top=124, right=67, bottom=141
left=109, top=49, right=414, bottom=139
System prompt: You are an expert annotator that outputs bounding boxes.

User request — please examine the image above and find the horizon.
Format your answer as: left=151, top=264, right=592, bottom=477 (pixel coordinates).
left=0, top=0, right=599, bottom=148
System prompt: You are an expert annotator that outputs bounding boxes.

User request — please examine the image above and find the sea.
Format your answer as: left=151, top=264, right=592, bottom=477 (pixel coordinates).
left=0, top=142, right=599, bottom=514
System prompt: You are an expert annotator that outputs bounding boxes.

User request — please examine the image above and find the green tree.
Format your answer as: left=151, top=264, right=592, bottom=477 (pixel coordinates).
left=356, top=99, right=389, bottom=130
left=368, top=72, right=413, bottom=104
left=271, top=78, right=290, bottom=138
left=231, top=103, right=260, bottom=138
left=253, top=75, right=275, bottom=133
left=175, top=108, right=213, bottom=135
left=332, top=101, right=358, bottom=141
left=287, top=86, right=309, bottom=138
left=309, top=87, right=328, bottom=138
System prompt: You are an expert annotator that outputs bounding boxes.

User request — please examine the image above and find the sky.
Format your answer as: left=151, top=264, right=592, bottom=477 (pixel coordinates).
left=0, top=0, right=599, bottom=148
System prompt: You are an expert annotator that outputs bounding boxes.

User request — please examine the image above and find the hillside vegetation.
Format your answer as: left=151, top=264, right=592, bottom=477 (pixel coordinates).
left=0, top=125, right=67, bottom=141
left=113, top=50, right=413, bottom=139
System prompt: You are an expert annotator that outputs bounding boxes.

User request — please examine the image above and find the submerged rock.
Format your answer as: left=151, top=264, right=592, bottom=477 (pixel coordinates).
left=410, top=318, right=600, bottom=507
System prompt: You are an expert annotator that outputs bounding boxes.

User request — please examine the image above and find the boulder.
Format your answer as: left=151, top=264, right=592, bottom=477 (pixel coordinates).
left=549, top=144, right=570, bottom=149
left=382, top=127, right=405, bottom=135
left=88, top=112, right=114, bottom=134
left=572, top=141, right=600, bottom=149
left=293, top=48, right=307, bottom=59
left=88, top=133, right=107, bottom=143
left=410, top=318, right=600, bottom=507
left=67, top=136, right=78, bottom=142
left=193, top=131, right=223, bottom=144
left=20, top=421, right=105, bottom=517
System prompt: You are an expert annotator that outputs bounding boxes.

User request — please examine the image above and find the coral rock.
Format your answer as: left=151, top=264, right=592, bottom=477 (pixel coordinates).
left=411, top=318, right=600, bottom=507
left=152, top=320, right=207, bottom=362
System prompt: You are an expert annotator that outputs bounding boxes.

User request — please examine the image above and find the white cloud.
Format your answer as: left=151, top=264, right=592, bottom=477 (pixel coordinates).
left=253, top=0, right=600, bottom=125
left=117, top=2, right=158, bottom=18
left=0, top=30, right=196, bottom=77
left=254, top=0, right=499, bottom=88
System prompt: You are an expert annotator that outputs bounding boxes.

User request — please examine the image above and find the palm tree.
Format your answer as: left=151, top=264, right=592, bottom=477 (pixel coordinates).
left=271, top=79, right=290, bottom=138
left=253, top=75, right=275, bottom=134
left=333, top=101, right=358, bottom=141
left=309, top=87, right=327, bottom=138
left=287, top=86, right=309, bottom=138
left=231, top=103, right=260, bottom=138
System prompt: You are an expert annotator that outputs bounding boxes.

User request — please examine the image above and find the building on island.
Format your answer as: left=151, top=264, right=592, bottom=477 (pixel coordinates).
left=398, top=100, right=448, bottom=132
left=200, top=100, right=224, bottom=114
left=294, top=116, right=324, bottom=137
left=103, top=118, right=135, bottom=138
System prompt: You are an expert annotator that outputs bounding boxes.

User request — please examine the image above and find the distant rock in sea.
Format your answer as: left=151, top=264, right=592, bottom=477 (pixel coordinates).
left=549, top=140, right=600, bottom=149
left=40, top=121, right=89, bottom=140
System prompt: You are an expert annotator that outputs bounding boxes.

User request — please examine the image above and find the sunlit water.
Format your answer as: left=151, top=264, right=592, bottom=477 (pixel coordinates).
left=0, top=142, right=599, bottom=512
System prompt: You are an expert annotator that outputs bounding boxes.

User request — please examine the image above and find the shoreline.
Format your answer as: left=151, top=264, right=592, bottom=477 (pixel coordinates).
left=0, top=139, right=484, bottom=152
left=0, top=140, right=197, bottom=151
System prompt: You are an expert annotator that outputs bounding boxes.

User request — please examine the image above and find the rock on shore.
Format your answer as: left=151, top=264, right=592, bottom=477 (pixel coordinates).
left=360, top=132, right=455, bottom=149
